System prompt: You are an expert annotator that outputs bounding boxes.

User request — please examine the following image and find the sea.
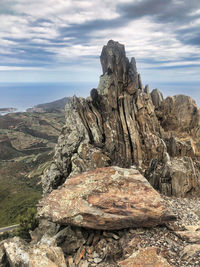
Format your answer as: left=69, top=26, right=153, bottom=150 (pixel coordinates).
left=0, top=81, right=199, bottom=112
left=0, top=82, right=97, bottom=112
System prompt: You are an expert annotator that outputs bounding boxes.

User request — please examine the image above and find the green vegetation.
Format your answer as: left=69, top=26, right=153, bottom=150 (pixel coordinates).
left=0, top=230, right=17, bottom=241
left=0, top=207, right=38, bottom=241
left=0, top=109, right=65, bottom=228
left=0, top=160, right=42, bottom=228
left=17, top=207, right=39, bottom=240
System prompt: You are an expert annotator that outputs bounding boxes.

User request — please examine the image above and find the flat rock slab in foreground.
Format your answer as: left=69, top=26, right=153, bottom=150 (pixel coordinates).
left=38, top=167, right=175, bottom=230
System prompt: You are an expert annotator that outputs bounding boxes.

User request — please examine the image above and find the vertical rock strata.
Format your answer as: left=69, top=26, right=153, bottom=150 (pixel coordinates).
left=42, top=40, right=200, bottom=197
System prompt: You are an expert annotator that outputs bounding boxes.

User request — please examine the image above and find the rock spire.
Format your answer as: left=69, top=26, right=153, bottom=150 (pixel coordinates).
left=42, top=40, right=200, bottom=198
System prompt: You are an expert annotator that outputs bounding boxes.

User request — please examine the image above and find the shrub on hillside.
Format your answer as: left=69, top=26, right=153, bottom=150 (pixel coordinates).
left=17, top=207, right=38, bottom=240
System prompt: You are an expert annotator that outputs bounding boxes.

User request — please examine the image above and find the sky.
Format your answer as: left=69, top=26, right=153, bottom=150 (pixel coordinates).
left=0, top=0, right=200, bottom=106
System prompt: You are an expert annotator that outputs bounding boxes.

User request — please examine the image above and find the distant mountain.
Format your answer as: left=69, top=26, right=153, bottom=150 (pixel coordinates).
left=26, top=97, right=71, bottom=113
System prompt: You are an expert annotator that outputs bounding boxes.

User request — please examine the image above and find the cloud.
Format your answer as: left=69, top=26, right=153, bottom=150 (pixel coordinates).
left=117, top=0, right=200, bottom=24
left=0, top=0, right=199, bottom=100
left=117, top=0, right=200, bottom=48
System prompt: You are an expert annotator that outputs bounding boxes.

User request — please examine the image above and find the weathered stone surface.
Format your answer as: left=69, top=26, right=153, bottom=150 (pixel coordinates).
left=170, top=157, right=198, bottom=197
left=2, top=237, right=66, bottom=267
left=157, top=94, right=200, bottom=137
left=119, top=247, right=171, bottom=267
left=175, top=230, right=200, bottom=243
left=38, top=167, right=175, bottom=230
left=55, top=226, right=86, bottom=255
left=147, top=156, right=199, bottom=197
left=30, top=219, right=59, bottom=244
left=3, top=237, right=29, bottom=267
left=100, top=40, right=129, bottom=84
left=151, top=88, right=164, bottom=108
left=41, top=40, right=200, bottom=198
left=29, top=244, right=66, bottom=267
left=41, top=40, right=167, bottom=195
left=166, top=135, right=195, bottom=158
left=181, top=244, right=200, bottom=259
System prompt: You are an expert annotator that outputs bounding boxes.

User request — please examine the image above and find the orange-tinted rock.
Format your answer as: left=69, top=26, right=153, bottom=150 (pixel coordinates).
left=119, top=247, right=171, bottom=267
left=38, top=167, right=175, bottom=230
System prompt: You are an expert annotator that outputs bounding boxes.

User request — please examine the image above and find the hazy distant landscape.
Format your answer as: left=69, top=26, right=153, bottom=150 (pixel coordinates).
left=0, top=81, right=199, bottom=114
left=0, top=98, right=67, bottom=227
left=0, top=82, right=97, bottom=111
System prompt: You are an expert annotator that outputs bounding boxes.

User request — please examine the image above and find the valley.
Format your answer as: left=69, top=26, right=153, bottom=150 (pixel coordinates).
left=0, top=101, right=67, bottom=227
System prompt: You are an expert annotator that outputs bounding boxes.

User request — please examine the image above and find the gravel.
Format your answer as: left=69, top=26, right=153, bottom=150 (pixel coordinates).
left=67, top=196, right=200, bottom=267
left=82, top=196, right=200, bottom=267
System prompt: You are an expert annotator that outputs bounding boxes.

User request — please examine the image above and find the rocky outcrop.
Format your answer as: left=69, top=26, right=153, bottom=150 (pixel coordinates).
left=1, top=40, right=200, bottom=267
left=156, top=94, right=200, bottom=138
left=41, top=40, right=200, bottom=198
left=147, top=156, right=198, bottom=197
left=1, top=237, right=66, bottom=267
left=41, top=40, right=167, bottom=195
left=38, top=167, right=175, bottom=230
left=151, top=88, right=164, bottom=108
left=2, top=197, right=200, bottom=266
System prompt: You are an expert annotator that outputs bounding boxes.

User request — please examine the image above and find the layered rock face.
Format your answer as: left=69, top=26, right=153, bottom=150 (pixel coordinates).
left=1, top=40, right=200, bottom=267
left=42, top=40, right=200, bottom=197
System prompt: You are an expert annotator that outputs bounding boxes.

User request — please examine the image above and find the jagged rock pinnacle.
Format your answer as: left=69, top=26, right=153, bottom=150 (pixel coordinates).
left=41, top=40, right=200, bottom=198
left=99, top=40, right=139, bottom=96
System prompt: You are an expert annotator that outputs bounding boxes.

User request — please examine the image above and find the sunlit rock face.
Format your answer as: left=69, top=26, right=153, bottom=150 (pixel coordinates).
left=38, top=166, right=175, bottom=230
left=41, top=40, right=200, bottom=198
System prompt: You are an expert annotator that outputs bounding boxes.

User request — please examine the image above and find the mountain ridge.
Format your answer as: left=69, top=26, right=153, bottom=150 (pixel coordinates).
left=26, top=97, right=71, bottom=113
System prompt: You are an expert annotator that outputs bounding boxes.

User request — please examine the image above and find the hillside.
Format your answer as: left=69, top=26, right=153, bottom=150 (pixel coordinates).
left=26, top=97, right=70, bottom=113
left=0, top=108, right=66, bottom=227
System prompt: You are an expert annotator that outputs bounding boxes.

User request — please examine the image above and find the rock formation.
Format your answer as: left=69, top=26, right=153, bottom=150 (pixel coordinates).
left=42, top=40, right=200, bottom=198
left=1, top=236, right=66, bottom=267
left=38, top=167, right=175, bottom=230
left=1, top=40, right=200, bottom=267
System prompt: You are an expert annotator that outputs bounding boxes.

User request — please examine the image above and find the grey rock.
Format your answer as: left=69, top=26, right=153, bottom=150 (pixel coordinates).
left=58, top=226, right=86, bottom=255
left=41, top=40, right=200, bottom=198
left=151, top=88, right=164, bottom=108
left=2, top=237, right=67, bottom=267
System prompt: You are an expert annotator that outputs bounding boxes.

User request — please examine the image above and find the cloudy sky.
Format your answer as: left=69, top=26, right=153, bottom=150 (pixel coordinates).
left=0, top=0, right=200, bottom=104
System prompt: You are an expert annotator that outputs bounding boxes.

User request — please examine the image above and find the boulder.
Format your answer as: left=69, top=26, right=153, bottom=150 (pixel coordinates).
left=2, top=237, right=66, bottom=267
left=147, top=156, right=199, bottom=197
left=151, top=88, right=164, bottom=108
left=119, top=247, right=171, bottom=267
left=38, top=167, right=175, bottom=230
left=156, top=94, right=200, bottom=137
left=0, top=242, right=5, bottom=266
left=3, top=237, right=29, bottom=267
